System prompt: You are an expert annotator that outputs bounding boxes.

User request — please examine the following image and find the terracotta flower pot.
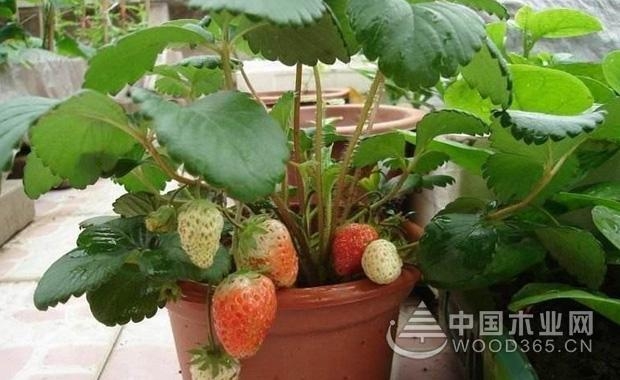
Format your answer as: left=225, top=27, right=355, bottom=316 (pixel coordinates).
left=167, top=267, right=420, bottom=380
left=258, top=88, right=351, bottom=106
left=299, top=104, right=425, bottom=137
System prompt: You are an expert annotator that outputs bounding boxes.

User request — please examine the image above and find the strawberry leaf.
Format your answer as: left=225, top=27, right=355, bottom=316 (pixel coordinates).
left=419, top=213, right=545, bottom=289
left=84, top=24, right=211, bottom=94
left=134, top=90, right=289, bottom=203
left=30, top=91, right=137, bottom=189
left=536, top=227, right=606, bottom=289
left=0, top=96, right=57, bottom=172
left=494, top=109, right=605, bottom=145
left=189, top=0, right=326, bottom=27
left=348, top=0, right=486, bottom=90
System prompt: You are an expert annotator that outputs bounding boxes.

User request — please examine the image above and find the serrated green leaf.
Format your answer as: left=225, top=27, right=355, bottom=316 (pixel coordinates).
left=87, top=265, right=166, bottom=326
left=325, top=0, right=360, bottom=55
left=419, top=213, right=545, bottom=289
left=154, top=76, right=190, bottom=97
left=134, top=90, right=288, bottom=202
left=510, top=64, right=593, bottom=115
left=269, top=92, right=295, bottom=130
left=551, top=62, right=607, bottom=84
left=348, top=0, right=486, bottom=90
left=416, top=109, right=489, bottom=151
left=84, top=25, right=209, bottom=94
left=577, top=76, right=616, bottom=104
left=444, top=79, right=495, bottom=121
left=509, top=283, right=620, bottom=325
left=23, top=152, right=62, bottom=199
left=138, top=235, right=231, bottom=284
left=420, top=174, right=455, bottom=189
left=30, top=91, right=137, bottom=188
left=0, top=96, right=57, bottom=171
left=448, top=0, right=507, bottom=19
left=113, top=192, right=161, bottom=217
left=352, top=132, right=405, bottom=168
left=34, top=249, right=129, bottom=310
left=486, top=21, right=507, bottom=51
left=413, top=151, right=450, bottom=174
left=116, top=159, right=169, bottom=194
left=515, top=6, right=602, bottom=41
left=426, top=138, right=492, bottom=176
left=592, top=206, right=620, bottom=250
left=603, top=50, right=620, bottom=94
left=536, top=227, right=606, bottom=289
left=244, top=10, right=351, bottom=65
left=483, top=153, right=543, bottom=201
left=461, top=38, right=512, bottom=108
left=189, top=0, right=326, bottom=27
left=553, top=192, right=620, bottom=212
left=494, top=109, right=605, bottom=145
left=591, top=98, right=620, bottom=143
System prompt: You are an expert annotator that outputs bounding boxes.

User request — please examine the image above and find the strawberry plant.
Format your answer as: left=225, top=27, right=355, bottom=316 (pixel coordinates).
left=1, top=0, right=618, bottom=377
left=418, top=3, right=620, bottom=329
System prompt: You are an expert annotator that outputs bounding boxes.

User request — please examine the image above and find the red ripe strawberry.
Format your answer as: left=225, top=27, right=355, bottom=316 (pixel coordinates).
left=236, top=217, right=299, bottom=288
left=331, top=223, right=379, bottom=276
left=211, top=272, right=277, bottom=359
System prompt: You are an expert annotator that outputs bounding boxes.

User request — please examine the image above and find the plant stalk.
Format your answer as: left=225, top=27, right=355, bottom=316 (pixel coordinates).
left=292, top=63, right=307, bottom=211
left=332, top=72, right=385, bottom=228
left=312, top=66, right=328, bottom=259
left=487, top=143, right=582, bottom=221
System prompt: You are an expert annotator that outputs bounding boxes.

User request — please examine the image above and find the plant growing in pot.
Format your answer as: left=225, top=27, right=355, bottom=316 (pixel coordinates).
left=0, top=0, right=515, bottom=378
left=415, top=4, right=620, bottom=379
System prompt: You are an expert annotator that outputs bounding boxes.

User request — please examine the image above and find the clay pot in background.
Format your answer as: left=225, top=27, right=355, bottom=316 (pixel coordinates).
left=167, top=268, right=421, bottom=380
left=258, top=88, right=351, bottom=106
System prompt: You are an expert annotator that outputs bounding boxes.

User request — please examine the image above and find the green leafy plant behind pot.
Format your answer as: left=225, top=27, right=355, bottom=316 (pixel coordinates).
left=417, top=3, right=620, bottom=331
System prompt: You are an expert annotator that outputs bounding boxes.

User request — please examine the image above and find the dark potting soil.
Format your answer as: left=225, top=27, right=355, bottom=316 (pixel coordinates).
left=522, top=300, right=620, bottom=380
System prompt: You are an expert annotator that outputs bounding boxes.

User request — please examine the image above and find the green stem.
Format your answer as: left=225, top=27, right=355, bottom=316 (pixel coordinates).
left=221, top=22, right=235, bottom=90
left=312, top=66, right=328, bottom=259
left=370, top=154, right=421, bottom=212
left=338, top=82, right=385, bottom=224
left=206, top=286, right=217, bottom=347
left=238, top=60, right=266, bottom=109
left=487, top=143, right=582, bottom=221
left=332, top=73, right=385, bottom=229
left=292, top=63, right=307, bottom=211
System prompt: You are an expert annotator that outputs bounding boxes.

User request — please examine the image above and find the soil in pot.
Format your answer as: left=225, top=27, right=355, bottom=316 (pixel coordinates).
left=167, top=267, right=420, bottom=380
left=521, top=299, right=620, bottom=380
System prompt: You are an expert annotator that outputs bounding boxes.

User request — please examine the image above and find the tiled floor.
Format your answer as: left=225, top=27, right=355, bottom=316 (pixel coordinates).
left=0, top=180, right=462, bottom=380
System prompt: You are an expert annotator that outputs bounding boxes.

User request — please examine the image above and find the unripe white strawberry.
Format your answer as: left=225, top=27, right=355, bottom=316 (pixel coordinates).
left=177, top=200, right=224, bottom=269
left=361, top=239, right=402, bottom=285
left=189, top=345, right=240, bottom=380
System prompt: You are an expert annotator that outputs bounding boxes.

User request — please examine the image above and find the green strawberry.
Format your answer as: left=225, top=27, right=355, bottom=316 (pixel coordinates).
left=177, top=200, right=224, bottom=269
left=361, top=239, right=403, bottom=285
left=145, top=205, right=177, bottom=233
left=189, top=344, right=240, bottom=380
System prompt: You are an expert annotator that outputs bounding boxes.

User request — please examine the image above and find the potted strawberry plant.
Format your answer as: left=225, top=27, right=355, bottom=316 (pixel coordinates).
left=0, top=0, right=515, bottom=379
left=415, top=4, right=620, bottom=379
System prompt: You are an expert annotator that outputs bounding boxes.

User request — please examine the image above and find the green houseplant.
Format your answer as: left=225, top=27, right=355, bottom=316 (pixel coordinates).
left=0, top=0, right=556, bottom=379
left=414, top=4, right=620, bottom=379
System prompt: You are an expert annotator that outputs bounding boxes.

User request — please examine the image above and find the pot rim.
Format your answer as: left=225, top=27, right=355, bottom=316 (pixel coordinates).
left=300, top=104, right=425, bottom=135
left=177, top=266, right=420, bottom=310
left=258, top=88, right=350, bottom=105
